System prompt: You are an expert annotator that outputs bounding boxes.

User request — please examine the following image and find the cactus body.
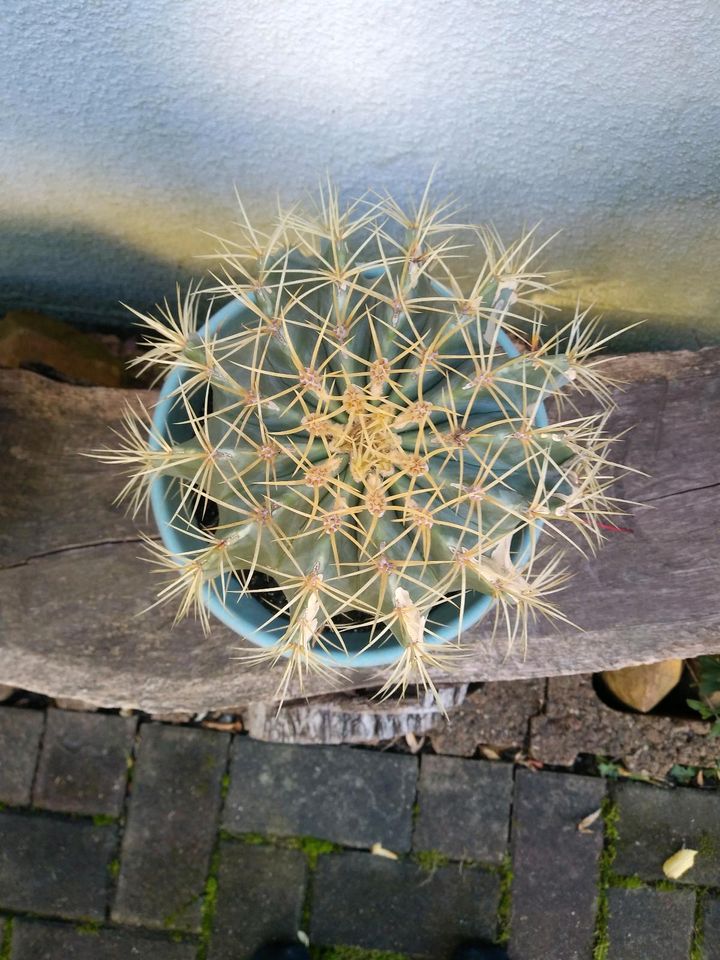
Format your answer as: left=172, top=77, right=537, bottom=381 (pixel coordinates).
left=98, top=186, right=629, bottom=702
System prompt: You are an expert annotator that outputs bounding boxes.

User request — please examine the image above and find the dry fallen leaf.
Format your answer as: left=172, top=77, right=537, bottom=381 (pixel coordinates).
left=602, top=660, right=683, bottom=713
left=405, top=732, right=425, bottom=754
left=479, top=746, right=501, bottom=761
left=371, top=842, right=399, bottom=860
left=663, top=848, right=698, bottom=879
left=577, top=808, right=602, bottom=834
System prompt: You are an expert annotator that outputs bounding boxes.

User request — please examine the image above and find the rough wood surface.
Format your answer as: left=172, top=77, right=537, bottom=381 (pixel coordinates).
left=1, top=348, right=719, bottom=713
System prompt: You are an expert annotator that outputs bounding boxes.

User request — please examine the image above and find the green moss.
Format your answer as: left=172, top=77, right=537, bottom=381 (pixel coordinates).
left=92, top=814, right=117, bottom=827
left=496, top=854, right=513, bottom=945
left=75, top=922, right=102, bottom=935
left=220, top=772, right=230, bottom=799
left=412, top=850, right=450, bottom=872
left=593, top=797, right=619, bottom=960
left=0, top=918, right=12, bottom=960
left=609, top=875, right=645, bottom=889
left=108, top=857, right=121, bottom=880
left=698, top=832, right=718, bottom=859
left=312, top=947, right=411, bottom=960
left=690, top=889, right=706, bottom=960
left=197, top=846, right=221, bottom=960
left=226, top=832, right=341, bottom=868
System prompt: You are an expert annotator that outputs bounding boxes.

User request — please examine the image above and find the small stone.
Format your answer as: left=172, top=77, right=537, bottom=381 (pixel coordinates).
left=509, top=770, right=606, bottom=960
left=613, top=781, right=720, bottom=885
left=112, top=724, right=229, bottom=933
left=413, top=755, right=513, bottom=862
left=0, top=811, right=115, bottom=920
left=10, top=919, right=196, bottom=959
left=0, top=708, right=44, bottom=806
left=208, top=841, right=307, bottom=960
left=0, top=685, right=15, bottom=703
left=310, top=852, right=500, bottom=956
left=606, top=887, right=695, bottom=959
left=223, top=739, right=417, bottom=851
left=53, top=698, right=99, bottom=712
left=33, top=709, right=137, bottom=816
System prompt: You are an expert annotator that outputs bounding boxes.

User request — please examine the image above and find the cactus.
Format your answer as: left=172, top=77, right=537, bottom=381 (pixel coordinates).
left=96, top=183, right=631, bottom=704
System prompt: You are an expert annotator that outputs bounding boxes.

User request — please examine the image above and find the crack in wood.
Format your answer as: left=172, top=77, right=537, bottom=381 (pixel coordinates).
left=0, top=535, right=161, bottom=571
left=642, top=480, right=720, bottom=504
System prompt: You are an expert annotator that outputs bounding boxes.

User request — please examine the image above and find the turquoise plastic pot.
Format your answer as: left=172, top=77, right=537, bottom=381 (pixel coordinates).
left=150, top=288, right=548, bottom=667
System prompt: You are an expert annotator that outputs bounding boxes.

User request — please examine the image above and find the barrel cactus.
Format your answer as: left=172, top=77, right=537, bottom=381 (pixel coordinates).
left=97, top=183, right=629, bottom=704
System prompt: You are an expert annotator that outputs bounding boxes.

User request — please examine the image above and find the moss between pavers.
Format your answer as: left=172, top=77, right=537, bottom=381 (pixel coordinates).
left=691, top=890, right=706, bottom=960
left=496, top=854, right=513, bottom=946
left=195, top=838, right=222, bottom=960
left=75, top=921, right=102, bottom=935
left=225, top=832, right=342, bottom=870
left=411, top=850, right=451, bottom=872
left=312, top=947, right=411, bottom=960
left=592, top=796, right=619, bottom=960
left=0, top=918, right=12, bottom=960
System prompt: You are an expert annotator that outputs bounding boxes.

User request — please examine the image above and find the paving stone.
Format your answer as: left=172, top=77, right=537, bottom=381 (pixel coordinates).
left=413, top=755, right=513, bottom=863
left=310, top=851, right=500, bottom=956
left=509, top=770, right=605, bottom=960
left=703, top=897, right=720, bottom=960
left=112, top=724, right=229, bottom=933
left=223, top=739, right=417, bottom=851
left=0, top=811, right=115, bottom=920
left=208, top=840, right=307, bottom=960
left=10, top=918, right=196, bottom=959
left=606, top=887, right=695, bottom=960
left=0, top=707, right=43, bottom=805
left=33, top=709, right=136, bottom=816
left=613, top=781, right=720, bottom=885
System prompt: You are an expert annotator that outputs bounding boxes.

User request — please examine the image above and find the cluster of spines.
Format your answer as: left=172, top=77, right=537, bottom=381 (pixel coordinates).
left=93, top=181, right=635, bottom=707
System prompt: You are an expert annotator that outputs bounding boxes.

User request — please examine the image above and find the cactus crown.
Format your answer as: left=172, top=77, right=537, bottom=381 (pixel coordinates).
left=98, top=182, right=630, bottom=704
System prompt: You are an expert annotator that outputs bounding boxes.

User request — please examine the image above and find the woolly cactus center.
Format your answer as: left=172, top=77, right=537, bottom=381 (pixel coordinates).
left=332, top=393, right=405, bottom=482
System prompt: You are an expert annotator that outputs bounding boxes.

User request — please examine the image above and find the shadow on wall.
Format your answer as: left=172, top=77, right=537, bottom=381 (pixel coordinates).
left=0, top=218, right=202, bottom=332
left=0, top=215, right=717, bottom=354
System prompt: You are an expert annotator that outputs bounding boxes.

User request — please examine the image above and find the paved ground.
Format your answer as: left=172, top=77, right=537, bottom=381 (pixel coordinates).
left=1, top=704, right=719, bottom=959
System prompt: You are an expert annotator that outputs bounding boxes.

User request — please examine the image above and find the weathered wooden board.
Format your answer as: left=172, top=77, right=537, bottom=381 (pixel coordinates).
left=1, top=348, right=719, bottom=713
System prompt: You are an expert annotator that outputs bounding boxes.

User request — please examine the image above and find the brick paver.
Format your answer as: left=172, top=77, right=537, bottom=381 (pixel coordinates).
left=208, top=841, right=308, bottom=960
left=9, top=918, right=197, bottom=959
left=606, top=886, right=696, bottom=959
left=112, top=724, right=229, bottom=933
left=310, top=851, right=500, bottom=956
left=223, top=739, right=418, bottom=851
left=0, top=708, right=43, bottom=805
left=703, top=897, right=720, bottom=960
left=413, top=755, right=513, bottom=862
left=0, top=701, right=716, bottom=959
left=0, top=811, right=115, bottom=920
left=33, top=709, right=136, bottom=816
left=613, top=781, right=720, bottom=885
left=509, top=769, right=606, bottom=960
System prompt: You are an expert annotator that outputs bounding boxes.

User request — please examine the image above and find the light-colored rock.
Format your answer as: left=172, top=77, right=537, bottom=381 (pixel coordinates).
left=243, top=686, right=468, bottom=743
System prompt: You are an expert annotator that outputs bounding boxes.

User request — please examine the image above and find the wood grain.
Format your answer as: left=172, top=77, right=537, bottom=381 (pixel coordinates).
left=1, top=348, right=719, bottom=713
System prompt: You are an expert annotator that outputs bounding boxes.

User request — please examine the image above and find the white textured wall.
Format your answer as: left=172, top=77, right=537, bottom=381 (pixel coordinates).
left=1, top=0, right=719, bottom=346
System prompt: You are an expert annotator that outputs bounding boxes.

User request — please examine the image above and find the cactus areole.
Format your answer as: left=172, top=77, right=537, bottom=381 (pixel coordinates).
left=98, top=184, right=629, bottom=703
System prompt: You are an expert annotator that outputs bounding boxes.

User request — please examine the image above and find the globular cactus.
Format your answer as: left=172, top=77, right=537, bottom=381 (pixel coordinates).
left=97, top=183, right=630, bottom=704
